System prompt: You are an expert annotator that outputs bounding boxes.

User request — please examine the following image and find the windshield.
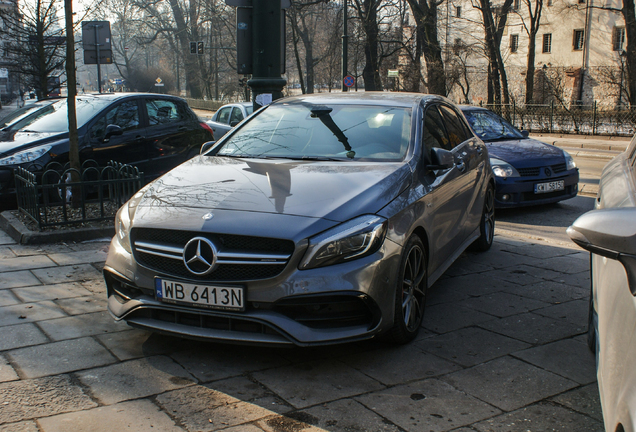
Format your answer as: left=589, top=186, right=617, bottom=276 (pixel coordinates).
left=0, top=103, right=54, bottom=130
left=13, top=97, right=114, bottom=133
left=216, top=103, right=412, bottom=161
left=463, top=110, right=524, bottom=141
left=245, top=106, right=253, bottom=115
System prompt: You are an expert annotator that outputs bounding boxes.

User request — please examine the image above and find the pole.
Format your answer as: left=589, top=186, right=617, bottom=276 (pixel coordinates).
left=248, top=0, right=286, bottom=111
left=93, top=24, right=102, bottom=93
left=341, top=0, right=348, bottom=92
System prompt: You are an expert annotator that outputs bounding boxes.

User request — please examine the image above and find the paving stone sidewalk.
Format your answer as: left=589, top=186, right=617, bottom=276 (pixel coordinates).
left=0, top=227, right=602, bottom=431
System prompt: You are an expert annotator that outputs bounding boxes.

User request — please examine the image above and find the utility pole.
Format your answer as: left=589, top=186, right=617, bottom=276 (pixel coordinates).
left=342, top=0, right=348, bottom=91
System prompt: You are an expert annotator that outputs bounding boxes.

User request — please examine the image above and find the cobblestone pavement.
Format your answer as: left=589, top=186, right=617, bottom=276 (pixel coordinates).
left=0, top=226, right=602, bottom=431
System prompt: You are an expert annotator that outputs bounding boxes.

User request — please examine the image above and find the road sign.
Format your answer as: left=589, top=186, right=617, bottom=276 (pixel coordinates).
left=84, top=50, right=113, bottom=64
left=343, top=75, right=355, bottom=88
left=81, top=21, right=112, bottom=50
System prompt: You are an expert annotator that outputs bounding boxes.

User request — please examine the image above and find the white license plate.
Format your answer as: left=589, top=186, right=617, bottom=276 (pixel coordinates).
left=155, top=278, right=244, bottom=311
left=534, top=180, right=565, bottom=194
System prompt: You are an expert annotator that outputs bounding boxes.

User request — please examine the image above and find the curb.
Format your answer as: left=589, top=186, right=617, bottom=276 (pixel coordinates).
left=0, top=210, right=114, bottom=245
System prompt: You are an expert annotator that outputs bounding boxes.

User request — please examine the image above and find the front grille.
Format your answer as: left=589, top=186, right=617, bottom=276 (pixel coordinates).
left=518, top=167, right=540, bottom=177
left=131, top=228, right=294, bottom=282
left=551, top=163, right=567, bottom=173
left=130, top=308, right=282, bottom=336
left=517, top=163, right=568, bottom=177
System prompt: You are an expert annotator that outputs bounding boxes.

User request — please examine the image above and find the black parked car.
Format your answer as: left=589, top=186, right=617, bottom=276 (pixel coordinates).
left=0, top=93, right=214, bottom=205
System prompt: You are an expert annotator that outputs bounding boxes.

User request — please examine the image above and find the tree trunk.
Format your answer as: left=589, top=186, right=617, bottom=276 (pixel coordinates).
left=623, top=0, right=636, bottom=105
left=167, top=0, right=202, bottom=98
left=361, top=0, right=382, bottom=91
left=525, top=34, right=537, bottom=104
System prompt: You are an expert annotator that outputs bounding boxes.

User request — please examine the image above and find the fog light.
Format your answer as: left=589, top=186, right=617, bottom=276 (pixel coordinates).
left=501, top=194, right=510, bottom=201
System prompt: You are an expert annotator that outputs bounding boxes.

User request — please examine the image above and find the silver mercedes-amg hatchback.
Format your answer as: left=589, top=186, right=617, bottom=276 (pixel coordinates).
left=104, top=92, right=494, bottom=346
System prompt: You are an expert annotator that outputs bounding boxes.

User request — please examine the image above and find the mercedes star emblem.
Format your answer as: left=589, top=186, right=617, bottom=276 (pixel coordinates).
left=183, top=237, right=218, bottom=275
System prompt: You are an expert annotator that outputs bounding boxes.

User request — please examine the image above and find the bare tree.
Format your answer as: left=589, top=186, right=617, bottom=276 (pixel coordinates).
left=405, top=0, right=446, bottom=95
left=0, top=0, right=66, bottom=99
left=514, top=0, right=544, bottom=104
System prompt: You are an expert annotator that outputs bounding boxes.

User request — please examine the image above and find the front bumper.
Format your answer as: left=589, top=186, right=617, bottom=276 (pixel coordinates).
left=493, top=170, right=579, bottom=208
left=104, top=233, right=402, bottom=346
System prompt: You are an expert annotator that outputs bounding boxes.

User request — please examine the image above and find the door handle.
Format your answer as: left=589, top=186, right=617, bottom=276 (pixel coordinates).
left=456, top=160, right=466, bottom=173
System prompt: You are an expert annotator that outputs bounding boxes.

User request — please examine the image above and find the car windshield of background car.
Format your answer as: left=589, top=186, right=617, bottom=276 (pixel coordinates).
left=14, top=97, right=113, bottom=133
left=0, top=103, right=53, bottom=130
left=464, top=110, right=524, bottom=141
left=216, top=104, right=412, bottom=161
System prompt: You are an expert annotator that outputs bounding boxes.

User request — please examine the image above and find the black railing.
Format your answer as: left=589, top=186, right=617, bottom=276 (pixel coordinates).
left=482, top=102, right=636, bottom=136
left=15, top=160, right=143, bottom=231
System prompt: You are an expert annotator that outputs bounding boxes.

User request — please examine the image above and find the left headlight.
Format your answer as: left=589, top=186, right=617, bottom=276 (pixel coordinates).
left=490, top=158, right=520, bottom=178
left=564, top=151, right=576, bottom=170
left=299, top=215, right=388, bottom=270
left=0, top=145, right=52, bottom=166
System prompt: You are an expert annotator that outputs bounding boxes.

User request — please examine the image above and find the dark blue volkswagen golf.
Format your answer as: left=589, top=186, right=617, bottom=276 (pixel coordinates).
left=461, top=106, right=579, bottom=208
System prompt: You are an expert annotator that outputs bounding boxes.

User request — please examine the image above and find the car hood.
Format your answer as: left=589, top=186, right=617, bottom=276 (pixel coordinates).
left=0, top=131, right=68, bottom=157
left=134, top=155, right=411, bottom=223
left=486, top=138, right=565, bottom=167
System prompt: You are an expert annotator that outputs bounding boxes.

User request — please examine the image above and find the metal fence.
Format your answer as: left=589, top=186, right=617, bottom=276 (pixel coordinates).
left=15, top=160, right=144, bottom=231
left=482, top=102, right=636, bottom=136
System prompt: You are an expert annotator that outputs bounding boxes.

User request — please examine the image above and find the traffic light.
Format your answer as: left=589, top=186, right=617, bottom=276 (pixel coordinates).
left=197, top=41, right=204, bottom=55
left=189, top=41, right=196, bottom=54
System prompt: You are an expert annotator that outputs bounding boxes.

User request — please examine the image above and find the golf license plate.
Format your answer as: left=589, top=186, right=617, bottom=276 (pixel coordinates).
left=534, top=180, right=564, bottom=194
left=155, top=278, right=244, bottom=311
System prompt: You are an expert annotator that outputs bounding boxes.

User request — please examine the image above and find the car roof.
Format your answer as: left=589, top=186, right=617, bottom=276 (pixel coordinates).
left=275, top=92, right=445, bottom=108
left=458, top=105, right=490, bottom=112
left=77, top=92, right=184, bottom=102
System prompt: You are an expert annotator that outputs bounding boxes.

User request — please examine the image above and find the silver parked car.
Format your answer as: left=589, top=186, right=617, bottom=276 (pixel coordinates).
left=567, top=133, right=636, bottom=432
left=205, top=102, right=253, bottom=140
left=104, top=92, right=495, bottom=346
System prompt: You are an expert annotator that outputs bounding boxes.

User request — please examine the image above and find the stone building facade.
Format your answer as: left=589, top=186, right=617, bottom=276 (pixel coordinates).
left=405, top=0, right=628, bottom=107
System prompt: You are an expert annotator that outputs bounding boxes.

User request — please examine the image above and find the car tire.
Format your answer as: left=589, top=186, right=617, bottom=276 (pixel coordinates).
left=471, top=183, right=495, bottom=252
left=388, top=234, right=427, bottom=344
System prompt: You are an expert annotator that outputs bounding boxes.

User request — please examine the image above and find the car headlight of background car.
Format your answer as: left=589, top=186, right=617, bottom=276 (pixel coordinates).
left=490, top=158, right=520, bottom=178
left=299, top=215, right=388, bottom=269
left=564, top=151, right=577, bottom=170
left=0, top=145, right=52, bottom=166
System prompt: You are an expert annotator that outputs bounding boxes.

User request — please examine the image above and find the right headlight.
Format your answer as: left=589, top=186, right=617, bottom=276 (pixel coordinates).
left=114, top=185, right=149, bottom=253
left=299, top=215, right=388, bottom=270
left=490, top=158, right=520, bottom=178
left=0, top=145, right=52, bottom=166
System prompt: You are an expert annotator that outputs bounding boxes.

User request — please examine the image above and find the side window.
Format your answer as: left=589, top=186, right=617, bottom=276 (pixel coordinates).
left=89, top=100, right=139, bottom=140
left=423, top=106, right=450, bottom=156
left=216, top=107, right=232, bottom=124
left=146, top=100, right=183, bottom=126
left=230, top=107, right=244, bottom=124
left=439, top=105, right=469, bottom=147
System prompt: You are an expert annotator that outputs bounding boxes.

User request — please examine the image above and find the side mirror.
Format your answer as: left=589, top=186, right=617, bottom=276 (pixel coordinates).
left=103, top=124, right=123, bottom=142
left=520, top=130, right=530, bottom=138
left=567, top=207, right=636, bottom=294
left=427, top=147, right=455, bottom=171
left=200, top=141, right=216, bottom=155
left=230, top=120, right=240, bottom=127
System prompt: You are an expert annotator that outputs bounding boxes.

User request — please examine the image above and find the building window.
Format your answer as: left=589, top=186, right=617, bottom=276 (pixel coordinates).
left=573, top=29, right=584, bottom=50
left=542, top=33, right=552, bottom=53
left=455, top=6, right=461, bottom=17
left=613, top=26, right=626, bottom=51
left=513, top=0, right=521, bottom=10
left=547, top=0, right=553, bottom=6
left=578, top=0, right=585, bottom=4
left=510, top=34, right=519, bottom=53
